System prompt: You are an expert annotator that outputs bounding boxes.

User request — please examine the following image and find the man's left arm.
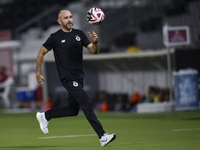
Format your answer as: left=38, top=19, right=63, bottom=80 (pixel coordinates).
left=87, top=31, right=99, bottom=54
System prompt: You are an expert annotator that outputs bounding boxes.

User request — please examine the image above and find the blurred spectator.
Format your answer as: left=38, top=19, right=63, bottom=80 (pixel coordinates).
left=152, top=87, right=160, bottom=103
left=143, top=86, right=170, bottom=103
left=114, top=94, right=128, bottom=112
left=94, top=91, right=109, bottom=113
left=163, top=88, right=170, bottom=102
left=0, top=66, right=8, bottom=83
left=129, top=92, right=142, bottom=112
left=157, top=89, right=165, bottom=102
left=143, top=86, right=153, bottom=103
left=0, top=66, right=8, bottom=92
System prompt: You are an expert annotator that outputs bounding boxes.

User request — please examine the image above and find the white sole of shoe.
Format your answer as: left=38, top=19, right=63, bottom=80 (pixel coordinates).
left=36, top=113, right=48, bottom=134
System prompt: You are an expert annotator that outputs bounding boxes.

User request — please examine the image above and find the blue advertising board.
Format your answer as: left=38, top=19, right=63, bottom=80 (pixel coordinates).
left=174, top=69, right=199, bottom=111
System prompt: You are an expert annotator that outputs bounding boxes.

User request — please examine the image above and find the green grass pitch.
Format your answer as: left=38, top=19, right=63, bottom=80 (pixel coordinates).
left=0, top=110, right=200, bottom=150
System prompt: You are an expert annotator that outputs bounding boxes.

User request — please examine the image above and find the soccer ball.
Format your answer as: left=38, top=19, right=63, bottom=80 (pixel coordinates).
left=86, top=7, right=105, bottom=25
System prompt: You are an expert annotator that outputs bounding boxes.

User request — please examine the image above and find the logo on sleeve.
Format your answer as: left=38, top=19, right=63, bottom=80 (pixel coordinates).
left=61, top=39, right=65, bottom=43
left=75, top=35, right=81, bottom=41
left=73, top=81, right=78, bottom=87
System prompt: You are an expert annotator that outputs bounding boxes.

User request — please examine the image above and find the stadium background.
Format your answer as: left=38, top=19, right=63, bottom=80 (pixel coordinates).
left=0, top=0, right=200, bottom=113
left=0, top=1, right=200, bottom=149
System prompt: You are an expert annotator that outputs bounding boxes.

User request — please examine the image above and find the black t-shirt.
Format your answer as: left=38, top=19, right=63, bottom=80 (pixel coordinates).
left=43, top=28, right=91, bottom=80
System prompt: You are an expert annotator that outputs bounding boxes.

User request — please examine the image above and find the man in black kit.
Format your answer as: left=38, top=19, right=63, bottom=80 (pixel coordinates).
left=36, top=10, right=116, bottom=147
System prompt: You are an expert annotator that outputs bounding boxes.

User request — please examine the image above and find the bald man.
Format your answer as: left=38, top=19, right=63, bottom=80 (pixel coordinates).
left=36, top=10, right=116, bottom=147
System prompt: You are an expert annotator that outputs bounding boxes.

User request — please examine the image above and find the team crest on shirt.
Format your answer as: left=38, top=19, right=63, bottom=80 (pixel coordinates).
left=73, top=81, right=78, bottom=87
left=75, top=35, right=81, bottom=41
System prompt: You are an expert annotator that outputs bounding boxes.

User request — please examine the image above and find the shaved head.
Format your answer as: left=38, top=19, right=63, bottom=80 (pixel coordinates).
left=58, top=10, right=71, bottom=19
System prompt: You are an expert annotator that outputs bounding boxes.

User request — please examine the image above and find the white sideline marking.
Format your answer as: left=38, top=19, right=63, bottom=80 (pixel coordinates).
left=172, top=128, right=200, bottom=132
left=39, top=134, right=96, bottom=139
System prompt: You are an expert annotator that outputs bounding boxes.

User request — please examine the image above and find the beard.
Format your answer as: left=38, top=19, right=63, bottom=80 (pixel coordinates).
left=61, top=21, right=73, bottom=31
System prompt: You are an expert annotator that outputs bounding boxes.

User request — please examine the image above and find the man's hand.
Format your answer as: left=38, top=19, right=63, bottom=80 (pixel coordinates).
left=36, top=46, right=48, bottom=84
left=87, top=31, right=99, bottom=54
left=87, top=31, right=98, bottom=43
left=36, top=74, right=45, bottom=84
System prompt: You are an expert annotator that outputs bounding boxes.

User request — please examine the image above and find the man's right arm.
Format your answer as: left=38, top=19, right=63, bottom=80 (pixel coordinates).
left=36, top=46, right=49, bottom=84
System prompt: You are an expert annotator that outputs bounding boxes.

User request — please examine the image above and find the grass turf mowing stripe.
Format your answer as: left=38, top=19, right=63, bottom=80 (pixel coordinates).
left=172, top=128, right=200, bottom=132
left=39, top=134, right=97, bottom=139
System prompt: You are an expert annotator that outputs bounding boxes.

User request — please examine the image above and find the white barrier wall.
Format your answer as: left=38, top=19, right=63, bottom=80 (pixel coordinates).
left=98, top=70, right=168, bottom=97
